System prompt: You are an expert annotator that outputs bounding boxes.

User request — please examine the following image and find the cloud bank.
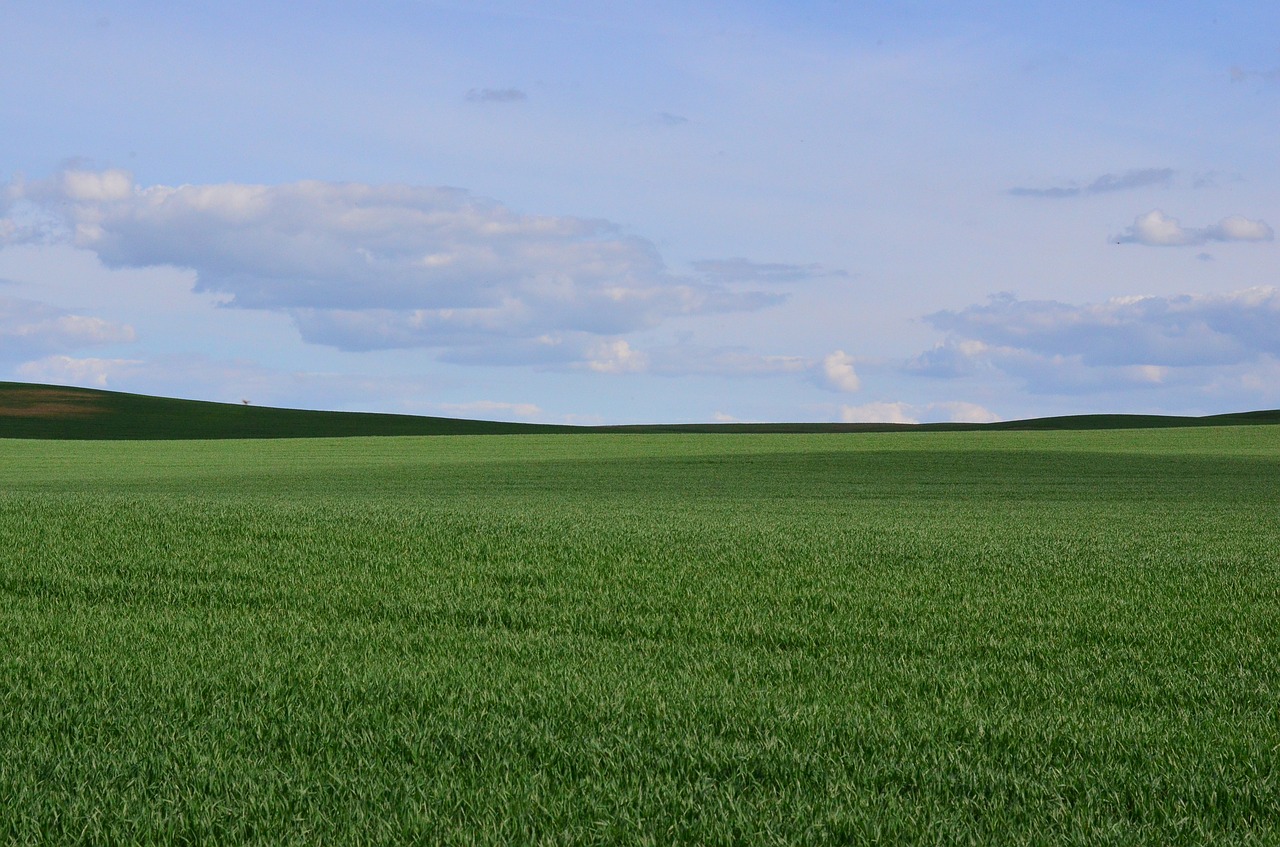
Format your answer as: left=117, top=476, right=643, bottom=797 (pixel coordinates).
left=5, top=170, right=787, bottom=363
left=917, top=288, right=1280, bottom=395
left=927, top=288, right=1280, bottom=367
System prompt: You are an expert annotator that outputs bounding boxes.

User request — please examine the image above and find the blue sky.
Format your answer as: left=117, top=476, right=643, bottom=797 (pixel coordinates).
left=2, top=1, right=1278, bottom=423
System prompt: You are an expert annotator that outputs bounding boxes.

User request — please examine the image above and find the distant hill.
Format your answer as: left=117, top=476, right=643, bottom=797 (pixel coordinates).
left=3, top=381, right=1279, bottom=439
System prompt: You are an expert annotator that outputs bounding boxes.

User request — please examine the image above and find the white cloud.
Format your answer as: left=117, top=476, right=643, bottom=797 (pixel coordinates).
left=585, top=339, right=647, bottom=373
left=822, top=350, right=861, bottom=392
left=932, top=401, right=1000, bottom=423
left=1116, top=210, right=1274, bottom=246
left=60, top=169, right=135, bottom=202
left=17, top=355, right=144, bottom=387
left=1, top=295, right=136, bottom=356
left=9, top=170, right=784, bottom=356
left=840, top=402, right=916, bottom=424
left=839, top=400, right=998, bottom=424
left=1214, top=215, right=1273, bottom=242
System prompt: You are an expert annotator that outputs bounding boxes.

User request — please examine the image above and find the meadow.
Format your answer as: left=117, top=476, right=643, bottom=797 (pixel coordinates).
left=1, top=427, right=1278, bottom=844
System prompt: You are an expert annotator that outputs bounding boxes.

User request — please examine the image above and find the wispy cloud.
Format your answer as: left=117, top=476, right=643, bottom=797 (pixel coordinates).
left=1, top=295, right=135, bottom=357
left=465, top=87, right=527, bottom=103
left=1230, top=66, right=1280, bottom=84
left=647, top=344, right=809, bottom=377
left=691, top=257, right=848, bottom=284
left=1009, top=167, right=1174, bottom=198
left=839, top=400, right=997, bottom=425
left=1115, top=210, right=1274, bottom=246
left=436, top=400, right=542, bottom=419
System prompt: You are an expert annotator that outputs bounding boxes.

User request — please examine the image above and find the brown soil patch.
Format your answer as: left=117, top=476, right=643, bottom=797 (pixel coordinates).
left=0, top=389, right=107, bottom=418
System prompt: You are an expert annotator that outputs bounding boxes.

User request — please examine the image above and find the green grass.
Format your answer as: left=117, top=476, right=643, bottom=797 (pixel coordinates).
left=2, top=428, right=1279, bottom=843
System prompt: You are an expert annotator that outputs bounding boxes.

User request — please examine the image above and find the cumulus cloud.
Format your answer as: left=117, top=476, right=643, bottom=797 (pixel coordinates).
left=466, top=87, right=527, bottom=103
left=1, top=295, right=136, bottom=356
left=691, top=257, right=847, bottom=284
left=8, top=170, right=785, bottom=357
left=1115, top=210, right=1274, bottom=246
left=822, top=350, right=861, bottom=392
left=1009, top=168, right=1173, bottom=198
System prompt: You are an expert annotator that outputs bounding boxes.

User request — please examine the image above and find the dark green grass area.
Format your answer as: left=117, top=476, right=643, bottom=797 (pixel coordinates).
left=5, top=380, right=1280, bottom=439
left=2, top=429, right=1279, bottom=843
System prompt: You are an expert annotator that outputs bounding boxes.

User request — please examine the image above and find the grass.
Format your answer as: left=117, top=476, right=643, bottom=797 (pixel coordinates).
left=1, top=428, right=1279, bottom=843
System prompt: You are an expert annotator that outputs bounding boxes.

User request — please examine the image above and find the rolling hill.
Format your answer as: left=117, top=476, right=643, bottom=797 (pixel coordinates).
left=3, top=381, right=1278, bottom=439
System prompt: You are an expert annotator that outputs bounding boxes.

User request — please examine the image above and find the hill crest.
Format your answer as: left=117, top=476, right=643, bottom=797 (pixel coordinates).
left=3, top=381, right=1279, bottom=439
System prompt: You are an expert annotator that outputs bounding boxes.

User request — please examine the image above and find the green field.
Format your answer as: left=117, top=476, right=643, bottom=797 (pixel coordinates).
left=2, top=427, right=1279, bottom=844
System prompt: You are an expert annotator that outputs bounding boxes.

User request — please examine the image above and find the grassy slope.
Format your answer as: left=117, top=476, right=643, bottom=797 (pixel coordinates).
left=5, top=380, right=1280, bottom=438
left=2, top=428, right=1278, bottom=843
left=0, top=381, right=574, bottom=439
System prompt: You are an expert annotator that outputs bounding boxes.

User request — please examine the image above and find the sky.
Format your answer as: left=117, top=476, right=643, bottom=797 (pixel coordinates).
left=2, top=1, right=1278, bottom=424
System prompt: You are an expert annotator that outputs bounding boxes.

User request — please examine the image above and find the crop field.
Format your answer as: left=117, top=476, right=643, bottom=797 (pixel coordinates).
left=1, top=427, right=1278, bottom=844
